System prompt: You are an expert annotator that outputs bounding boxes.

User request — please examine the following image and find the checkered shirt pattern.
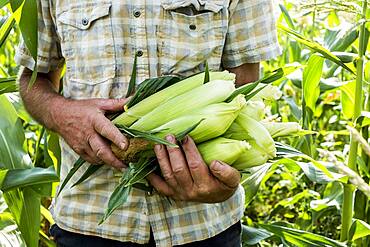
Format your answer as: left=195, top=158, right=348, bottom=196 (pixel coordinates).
left=15, top=0, right=280, bottom=246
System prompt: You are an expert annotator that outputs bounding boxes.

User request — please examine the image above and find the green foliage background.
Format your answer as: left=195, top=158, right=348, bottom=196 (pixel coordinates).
left=1, top=0, right=370, bottom=247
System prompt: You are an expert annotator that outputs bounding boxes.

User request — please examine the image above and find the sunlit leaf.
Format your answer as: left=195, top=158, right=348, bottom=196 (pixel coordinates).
left=0, top=191, right=26, bottom=247
left=242, top=225, right=273, bottom=246
left=0, top=0, right=10, bottom=9
left=260, top=223, right=347, bottom=247
left=279, top=24, right=356, bottom=74
left=279, top=4, right=295, bottom=29
left=9, top=0, right=23, bottom=12
left=0, top=14, right=15, bottom=48
left=349, top=219, right=370, bottom=241
left=0, top=166, right=59, bottom=192
left=3, top=188, right=40, bottom=247
left=340, top=80, right=356, bottom=119
left=303, top=54, right=324, bottom=113
left=241, top=163, right=273, bottom=206
left=0, top=95, right=31, bottom=170
left=0, top=77, right=17, bottom=95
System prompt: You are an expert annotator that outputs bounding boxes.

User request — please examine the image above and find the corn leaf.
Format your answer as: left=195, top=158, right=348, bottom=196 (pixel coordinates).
left=204, top=61, right=209, bottom=83
left=9, top=0, right=23, bottom=12
left=0, top=77, right=17, bottom=95
left=126, top=76, right=180, bottom=108
left=227, top=68, right=284, bottom=101
left=0, top=14, right=15, bottom=48
left=99, top=180, right=132, bottom=224
left=125, top=54, right=137, bottom=98
left=242, top=163, right=273, bottom=206
left=279, top=4, right=295, bottom=30
left=3, top=188, right=40, bottom=247
left=279, top=24, right=356, bottom=74
left=116, top=124, right=178, bottom=147
left=100, top=157, right=155, bottom=224
left=0, top=167, right=59, bottom=192
left=349, top=219, right=370, bottom=242
left=0, top=192, right=27, bottom=247
left=260, top=223, right=346, bottom=247
left=0, top=0, right=9, bottom=9
left=56, top=157, right=85, bottom=196
left=71, top=164, right=102, bottom=188
left=303, top=54, right=324, bottom=113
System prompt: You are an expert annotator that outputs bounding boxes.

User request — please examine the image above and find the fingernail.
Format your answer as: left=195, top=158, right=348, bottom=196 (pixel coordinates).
left=119, top=142, right=127, bottom=150
left=182, top=135, right=189, bottom=144
left=212, top=161, right=224, bottom=172
left=165, top=135, right=175, bottom=143
left=154, top=144, right=162, bottom=151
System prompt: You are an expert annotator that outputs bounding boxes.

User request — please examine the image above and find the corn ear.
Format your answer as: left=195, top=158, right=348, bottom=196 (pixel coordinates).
left=251, top=84, right=282, bottom=101
left=261, top=122, right=304, bottom=138
left=240, top=100, right=265, bottom=120
left=131, top=80, right=236, bottom=131
left=113, top=71, right=235, bottom=126
left=232, top=140, right=270, bottom=169
left=224, top=112, right=276, bottom=158
left=152, top=95, right=246, bottom=143
left=198, top=137, right=250, bottom=165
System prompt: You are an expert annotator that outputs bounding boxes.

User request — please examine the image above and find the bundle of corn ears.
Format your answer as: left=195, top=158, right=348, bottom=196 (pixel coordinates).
left=58, top=67, right=307, bottom=223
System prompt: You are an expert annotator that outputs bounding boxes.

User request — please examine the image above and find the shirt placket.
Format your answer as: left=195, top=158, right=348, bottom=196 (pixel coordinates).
left=131, top=0, right=150, bottom=84
left=146, top=194, right=172, bottom=247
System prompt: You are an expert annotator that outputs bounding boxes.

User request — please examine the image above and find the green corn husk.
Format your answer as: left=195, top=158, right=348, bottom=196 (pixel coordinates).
left=232, top=140, right=271, bottom=169
left=198, top=137, right=251, bottom=166
left=113, top=71, right=235, bottom=126
left=130, top=79, right=236, bottom=131
left=152, top=95, right=246, bottom=143
left=240, top=100, right=265, bottom=120
left=251, top=84, right=282, bottom=101
left=261, top=122, right=304, bottom=138
left=224, top=112, right=276, bottom=159
left=222, top=121, right=246, bottom=140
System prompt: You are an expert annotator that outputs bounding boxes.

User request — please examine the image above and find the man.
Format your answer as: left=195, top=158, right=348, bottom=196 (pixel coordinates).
left=17, top=0, right=280, bottom=246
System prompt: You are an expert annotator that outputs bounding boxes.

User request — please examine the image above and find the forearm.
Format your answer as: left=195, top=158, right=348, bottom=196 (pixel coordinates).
left=19, top=68, right=64, bottom=131
left=226, top=62, right=260, bottom=87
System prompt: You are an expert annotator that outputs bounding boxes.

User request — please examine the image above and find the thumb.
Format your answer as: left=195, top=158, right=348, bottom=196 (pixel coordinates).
left=210, top=160, right=240, bottom=189
left=97, top=98, right=130, bottom=112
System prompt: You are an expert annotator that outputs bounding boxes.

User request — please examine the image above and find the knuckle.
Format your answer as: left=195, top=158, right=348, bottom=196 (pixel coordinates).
left=188, top=160, right=203, bottom=170
left=96, top=147, right=109, bottom=159
left=167, top=147, right=179, bottom=155
left=71, top=144, right=83, bottom=154
left=162, top=171, right=175, bottom=182
left=172, top=166, right=185, bottom=175
left=198, top=185, right=212, bottom=197
left=99, top=124, right=111, bottom=137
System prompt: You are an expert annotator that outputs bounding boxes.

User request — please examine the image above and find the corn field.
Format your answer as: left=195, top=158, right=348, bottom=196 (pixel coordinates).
left=1, top=0, right=370, bottom=246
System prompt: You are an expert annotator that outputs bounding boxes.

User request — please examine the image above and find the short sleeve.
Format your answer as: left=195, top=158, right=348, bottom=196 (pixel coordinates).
left=15, top=0, right=64, bottom=73
left=222, top=0, right=281, bottom=68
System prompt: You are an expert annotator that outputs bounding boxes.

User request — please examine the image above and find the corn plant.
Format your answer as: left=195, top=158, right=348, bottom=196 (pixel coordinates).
left=2, top=0, right=370, bottom=246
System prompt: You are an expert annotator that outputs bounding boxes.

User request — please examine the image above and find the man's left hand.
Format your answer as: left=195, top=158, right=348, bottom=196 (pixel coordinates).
left=147, top=135, right=240, bottom=203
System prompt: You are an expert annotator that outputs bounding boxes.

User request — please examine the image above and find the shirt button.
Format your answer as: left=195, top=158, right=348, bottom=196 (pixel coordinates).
left=189, top=24, right=196, bottom=30
left=136, top=50, right=143, bottom=57
left=82, top=18, right=89, bottom=26
left=133, top=10, right=141, bottom=18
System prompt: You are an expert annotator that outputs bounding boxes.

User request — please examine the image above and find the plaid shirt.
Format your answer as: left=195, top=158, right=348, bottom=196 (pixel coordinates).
left=16, top=0, right=280, bottom=246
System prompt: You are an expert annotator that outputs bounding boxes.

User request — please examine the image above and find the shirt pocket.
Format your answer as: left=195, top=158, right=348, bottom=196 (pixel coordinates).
left=158, top=0, right=228, bottom=76
left=56, top=2, right=115, bottom=85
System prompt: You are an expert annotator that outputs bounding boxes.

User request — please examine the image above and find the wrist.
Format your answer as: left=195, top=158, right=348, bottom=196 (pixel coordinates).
left=45, top=95, right=69, bottom=132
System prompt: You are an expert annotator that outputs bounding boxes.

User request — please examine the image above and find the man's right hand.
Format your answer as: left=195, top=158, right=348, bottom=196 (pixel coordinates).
left=49, top=97, right=129, bottom=169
